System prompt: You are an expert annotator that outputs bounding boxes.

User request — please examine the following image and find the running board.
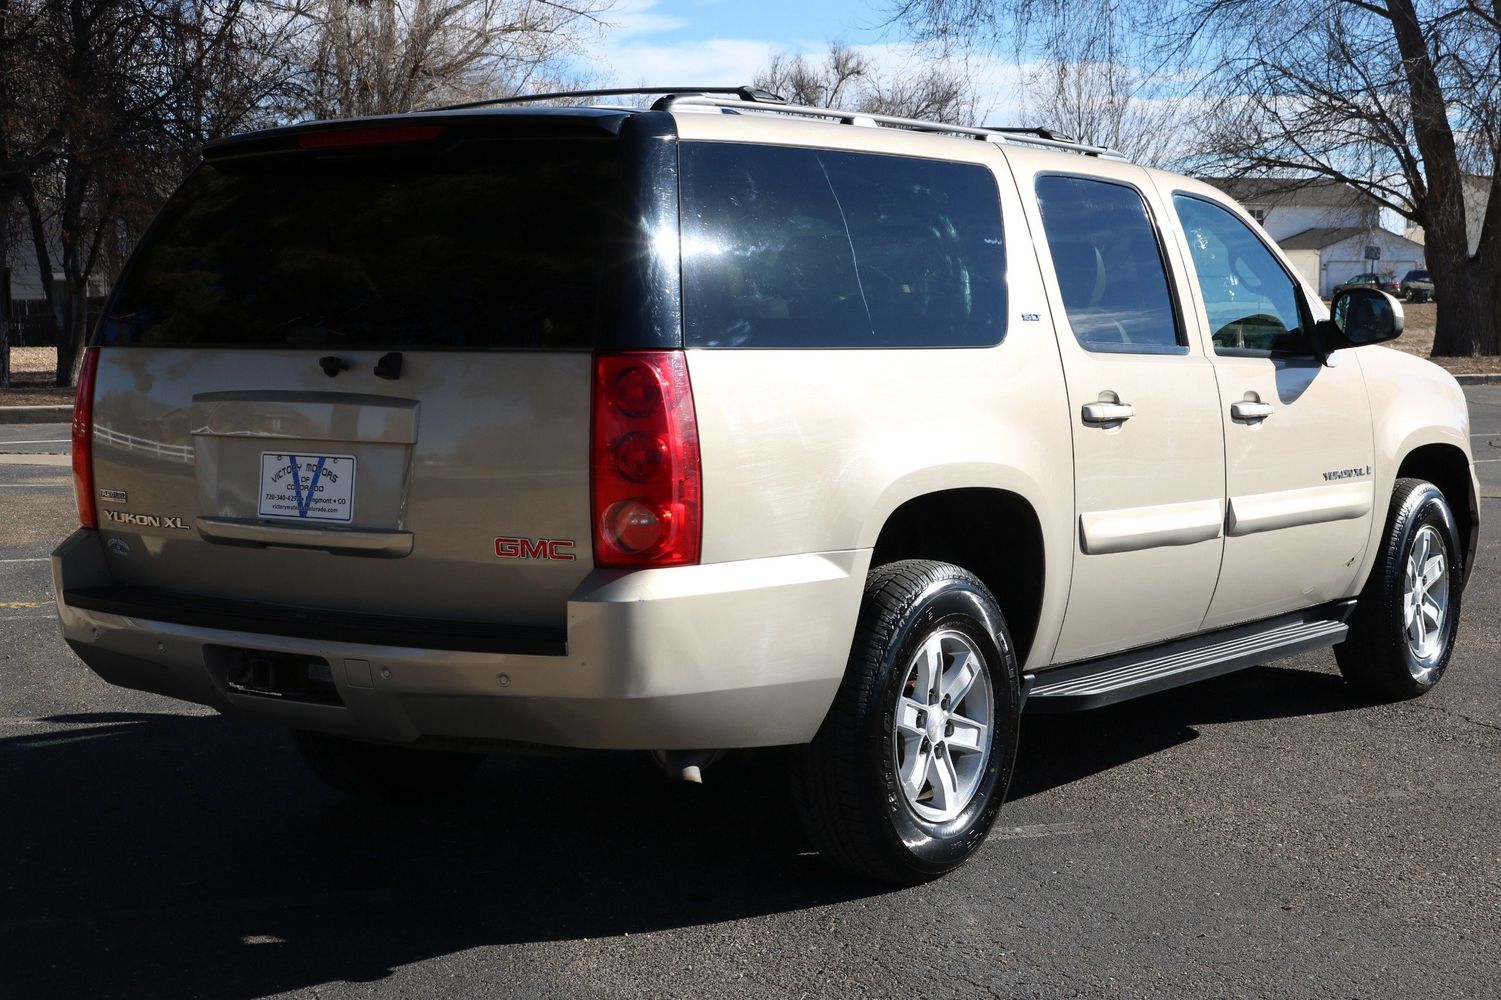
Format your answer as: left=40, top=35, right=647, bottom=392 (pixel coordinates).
left=1023, top=601, right=1357, bottom=713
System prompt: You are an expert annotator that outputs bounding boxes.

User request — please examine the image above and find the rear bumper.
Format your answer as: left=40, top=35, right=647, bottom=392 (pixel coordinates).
left=53, top=530, right=868, bottom=749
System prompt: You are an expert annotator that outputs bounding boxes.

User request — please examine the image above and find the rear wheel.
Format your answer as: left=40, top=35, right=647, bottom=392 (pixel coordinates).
left=792, top=560, right=1020, bottom=884
left=1335, top=479, right=1463, bottom=698
left=292, top=730, right=485, bottom=800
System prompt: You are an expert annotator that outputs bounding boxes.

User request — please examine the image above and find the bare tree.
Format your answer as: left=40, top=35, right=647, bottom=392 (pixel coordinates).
left=1021, top=55, right=1188, bottom=166
left=756, top=44, right=873, bottom=110
left=884, top=0, right=1501, bottom=357
left=294, top=0, right=613, bottom=119
left=754, top=42, right=979, bottom=125
left=0, top=0, right=33, bottom=388
left=1188, top=1, right=1501, bottom=357
left=2, top=2, right=162, bottom=386
left=151, top=1, right=314, bottom=174
left=0, top=0, right=617, bottom=387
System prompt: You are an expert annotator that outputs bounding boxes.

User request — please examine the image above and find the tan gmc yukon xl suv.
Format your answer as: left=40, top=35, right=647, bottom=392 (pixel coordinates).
left=54, top=89, right=1479, bottom=883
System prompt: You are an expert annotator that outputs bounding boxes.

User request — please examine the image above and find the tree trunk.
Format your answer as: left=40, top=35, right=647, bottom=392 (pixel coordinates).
left=53, top=275, right=84, bottom=388
left=1, top=217, right=9, bottom=390
left=0, top=292, right=9, bottom=390
left=17, top=185, right=67, bottom=383
left=1428, top=227, right=1501, bottom=357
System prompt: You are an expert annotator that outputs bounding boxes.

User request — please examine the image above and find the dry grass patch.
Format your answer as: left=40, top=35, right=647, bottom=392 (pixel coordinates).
left=1, top=347, right=74, bottom=406
left=1383, top=301, right=1501, bottom=375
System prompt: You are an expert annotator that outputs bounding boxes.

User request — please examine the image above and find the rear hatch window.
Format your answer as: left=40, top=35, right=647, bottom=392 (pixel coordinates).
left=83, top=124, right=663, bottom=634
left=104, top=137, right=630, bottom=350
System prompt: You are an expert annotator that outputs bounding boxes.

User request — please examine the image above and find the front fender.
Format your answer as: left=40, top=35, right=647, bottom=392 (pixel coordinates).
left=1353, top=346, right=1477, bottom=587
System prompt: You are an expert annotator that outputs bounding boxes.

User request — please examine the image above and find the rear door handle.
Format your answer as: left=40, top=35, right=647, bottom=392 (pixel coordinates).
left=1082, top=402, right=1136, bottom=424
left=1231, top=401, right=1274, bottom=421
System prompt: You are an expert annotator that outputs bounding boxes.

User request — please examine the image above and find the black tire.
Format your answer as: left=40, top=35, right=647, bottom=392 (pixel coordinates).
left=291, top=730, right=485, bottom=800
left=791, top=560, right=1021, bottom=884
left=1335, top=479, right=1463, bottom=699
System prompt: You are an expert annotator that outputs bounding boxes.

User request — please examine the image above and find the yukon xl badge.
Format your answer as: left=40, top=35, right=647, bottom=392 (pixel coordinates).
left=103, top=509, right=190, bottom=530
left=1323, top=466, right=1372, bottom=481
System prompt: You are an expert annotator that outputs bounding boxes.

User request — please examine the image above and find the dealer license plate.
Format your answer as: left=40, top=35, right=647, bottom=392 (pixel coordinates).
left=258, top=452, right=356, bottom=522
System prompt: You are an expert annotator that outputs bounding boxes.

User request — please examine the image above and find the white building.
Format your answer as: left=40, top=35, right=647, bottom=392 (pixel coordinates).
left=1204, top=178, right=1426, bottom=297
left=1405, top=175, right=1491, bottom=257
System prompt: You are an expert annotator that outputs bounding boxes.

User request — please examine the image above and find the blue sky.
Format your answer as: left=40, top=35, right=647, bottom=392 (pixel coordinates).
left=576, top=0, right=1032, bottom=119
left=604, top=0, right=888, bottom=50
left=584, top=0, right=967, bottom=94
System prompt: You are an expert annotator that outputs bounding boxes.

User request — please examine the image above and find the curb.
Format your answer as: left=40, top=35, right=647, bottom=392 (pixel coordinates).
left=1453, top=373, right=1501, bottom=386
left=0, top=405, right=73, bottom=425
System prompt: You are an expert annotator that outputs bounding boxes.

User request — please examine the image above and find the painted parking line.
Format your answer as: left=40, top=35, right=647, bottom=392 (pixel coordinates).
left=0, top=439, right=70, bottom=446
left=0, top=454, right=70, bottom=466
left=0, top=557, right=50, bottom=564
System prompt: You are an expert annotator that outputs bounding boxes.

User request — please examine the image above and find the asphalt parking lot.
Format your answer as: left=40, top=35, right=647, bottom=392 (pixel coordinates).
left=2, top=391, right=1499, bottom=1000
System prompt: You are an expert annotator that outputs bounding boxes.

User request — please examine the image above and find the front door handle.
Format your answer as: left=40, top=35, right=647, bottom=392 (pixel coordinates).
left=1082, top=401, right=1136, bottom=424
left=1231, top=400, right=1275, bottom=421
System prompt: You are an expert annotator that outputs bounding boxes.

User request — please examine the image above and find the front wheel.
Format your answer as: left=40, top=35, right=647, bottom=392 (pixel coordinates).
left=792, top=560, right=1020, bottom=884
left=1335, top=479, right=1463, bottom=698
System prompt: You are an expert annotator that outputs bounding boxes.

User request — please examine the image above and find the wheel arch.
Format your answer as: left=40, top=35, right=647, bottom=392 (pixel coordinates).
left=1396, top=442, right=1479, bottom=583
left=869, top=487, right=1054, bottom=668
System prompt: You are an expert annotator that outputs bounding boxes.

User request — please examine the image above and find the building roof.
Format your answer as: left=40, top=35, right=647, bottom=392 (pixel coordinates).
left=1202, top=177, right=1378, bottom=210
left=1277, top=226, right=1426, bottom=251
left=1276, top=227, right=1365, bottom=250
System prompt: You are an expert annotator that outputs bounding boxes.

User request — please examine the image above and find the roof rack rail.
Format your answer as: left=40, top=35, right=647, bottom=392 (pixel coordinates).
left=419, top=85, right=785, bottom=114
left=659, top=94, right=1123, bottom=158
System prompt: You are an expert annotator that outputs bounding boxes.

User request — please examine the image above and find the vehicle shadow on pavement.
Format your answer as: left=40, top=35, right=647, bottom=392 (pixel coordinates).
left=1011, top=662, right=1379, bottom=801
left=0, top=713, right=866, bottom=1000
left=1, top=664, right=1374, bottom=999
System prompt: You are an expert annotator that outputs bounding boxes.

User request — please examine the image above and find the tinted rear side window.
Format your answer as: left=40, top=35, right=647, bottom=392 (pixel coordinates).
left=679, top=142, right=1006, bottom=348
left=1034, top=174, right=1181, bottom=351
left=103, top=139, right=631, bottom=350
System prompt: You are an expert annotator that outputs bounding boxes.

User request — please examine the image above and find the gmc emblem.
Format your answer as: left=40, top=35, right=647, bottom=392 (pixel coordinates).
left=495, top=536, right=576, bottom=561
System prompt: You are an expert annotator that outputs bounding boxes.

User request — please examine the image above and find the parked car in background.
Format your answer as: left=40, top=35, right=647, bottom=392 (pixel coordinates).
left=1400, top=269, right=1435, bottom=302
left=1332, top=271, right=1401, bottom=297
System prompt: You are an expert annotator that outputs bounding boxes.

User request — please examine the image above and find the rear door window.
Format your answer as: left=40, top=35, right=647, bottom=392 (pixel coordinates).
left=103, top=139, right=631, bottom=350
left=679, top=142, right=1006, bottom=348
left=1034, top=174, right=1183, bottom=352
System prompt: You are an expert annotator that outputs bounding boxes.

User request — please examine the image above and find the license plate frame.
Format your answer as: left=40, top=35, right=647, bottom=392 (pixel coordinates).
left=258, top=452, right=356, bottom=523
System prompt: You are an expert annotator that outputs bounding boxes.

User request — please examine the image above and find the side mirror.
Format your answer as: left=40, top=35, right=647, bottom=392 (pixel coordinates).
left=1314, top=287, right=1404, bottom=365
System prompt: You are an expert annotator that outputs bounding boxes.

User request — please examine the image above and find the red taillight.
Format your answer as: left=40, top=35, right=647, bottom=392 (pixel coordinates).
left=591, top=352, right=701, bottom=567
left=297, top=124, right=446, bottom=150
left=72, top=346, right=99, bottom=529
